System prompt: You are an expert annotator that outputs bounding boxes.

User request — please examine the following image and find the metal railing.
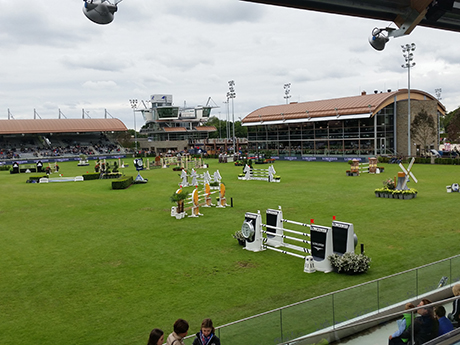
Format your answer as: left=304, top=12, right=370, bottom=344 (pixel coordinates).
left=182, top=254, right=460, bottom=345
left=281, top=297, right=460, bottom=345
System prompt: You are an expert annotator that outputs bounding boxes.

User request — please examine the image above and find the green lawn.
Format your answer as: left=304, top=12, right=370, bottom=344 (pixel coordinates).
left=0, top=160, right=459, bottom=345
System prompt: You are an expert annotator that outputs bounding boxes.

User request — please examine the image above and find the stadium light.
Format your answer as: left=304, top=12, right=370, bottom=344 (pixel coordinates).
left=401, top=43, right=416, bottom=157
left=129, top=99, right=138, bottom=153
left=227, top=80, right=236, bottom=152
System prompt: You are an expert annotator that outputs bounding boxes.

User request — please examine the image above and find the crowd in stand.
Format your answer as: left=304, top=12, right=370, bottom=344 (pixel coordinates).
left=388, top=284, right=460, bottom=345
left=0, top=135, right=123, bottom=160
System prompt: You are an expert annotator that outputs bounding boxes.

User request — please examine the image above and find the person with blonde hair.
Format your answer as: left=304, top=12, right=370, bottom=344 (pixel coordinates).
left=389, top=303, right=415, bottom=344
left=448, top=284, right=460, bottom=324
left=192, top=318, right=221, bottom=345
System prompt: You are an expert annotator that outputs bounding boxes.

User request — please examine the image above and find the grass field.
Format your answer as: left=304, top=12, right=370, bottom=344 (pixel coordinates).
left=1, top=159, right=459, bottom=345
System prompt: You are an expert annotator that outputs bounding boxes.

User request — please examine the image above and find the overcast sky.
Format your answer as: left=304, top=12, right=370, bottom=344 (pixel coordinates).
left=1, top=0, right=460, bottom=130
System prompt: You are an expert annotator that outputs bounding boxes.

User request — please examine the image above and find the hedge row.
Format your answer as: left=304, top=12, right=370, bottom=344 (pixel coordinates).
left=112, top=176, right=133, bottom=190
left=378, top=156, right=460, bottom=165
left=28, top=175, right=47, bottom=182
left=83, top=173, right=101, bottom=180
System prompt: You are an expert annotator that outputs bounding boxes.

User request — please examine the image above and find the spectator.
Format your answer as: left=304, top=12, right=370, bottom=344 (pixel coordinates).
left=192, top=318, right=221, bottom=345
left=389, top=302, right=415, bottom=344
left=448, top=284, right=460, bottom=325
left=166, top=319, right=189, bottom=345
left=435, top=305, right=454, bottom=336
left=147, top=328, right=164, bottom=345
left=400, top=298, right=438, bottom=345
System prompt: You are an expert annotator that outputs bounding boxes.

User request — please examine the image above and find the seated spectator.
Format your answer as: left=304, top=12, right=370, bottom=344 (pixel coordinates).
left=166, top=318, right=189, bottom=345
left=389, top=302, right=415, bottom=344
left=435, top=305, right=454, bottom=336
left=448, top=284, right=460, bottom=325
left=400, top=298, right=438, bottom=345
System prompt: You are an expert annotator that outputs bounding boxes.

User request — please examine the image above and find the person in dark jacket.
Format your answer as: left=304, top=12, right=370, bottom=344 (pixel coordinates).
left=448, top=284, right=460, bottom=325
left=192, top=318, right=221, bottom=345
left=400, top=299, right=438, bottom=345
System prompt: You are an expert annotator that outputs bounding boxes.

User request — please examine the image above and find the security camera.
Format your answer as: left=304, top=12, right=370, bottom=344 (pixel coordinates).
left=368, top=28, right=389, bottom=51
left=82, top=0, right=122, bottom=25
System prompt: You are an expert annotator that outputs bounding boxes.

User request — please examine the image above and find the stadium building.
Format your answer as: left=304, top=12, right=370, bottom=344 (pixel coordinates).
left=138, top=94, right=217, bottom=154
left=241, top=89, right=445, bottom=161
left=0, top=118, right=128, bottom=164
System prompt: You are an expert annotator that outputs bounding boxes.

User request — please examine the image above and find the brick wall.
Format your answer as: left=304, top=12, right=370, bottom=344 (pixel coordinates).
left=396, top=99, right=438, bottom=156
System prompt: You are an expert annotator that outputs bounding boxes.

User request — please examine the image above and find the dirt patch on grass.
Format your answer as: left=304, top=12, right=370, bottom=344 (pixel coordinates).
left=140, top=207, right=155, bottom=212
left=236, top=261, right=257, bottom=269
left=109, top=261, right=122, bottom=267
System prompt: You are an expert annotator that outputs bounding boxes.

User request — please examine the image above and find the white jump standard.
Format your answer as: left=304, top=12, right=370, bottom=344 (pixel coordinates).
left=241, top=164, right=278, bottom=182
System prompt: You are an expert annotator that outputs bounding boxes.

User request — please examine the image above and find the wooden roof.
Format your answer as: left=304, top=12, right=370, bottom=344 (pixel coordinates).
left=242, top=89, right=445, bottom=126
left=163, top=127, right=187, bottom=132
left=195, top=126, right=217, bottom=131
left=0, top=118, right=127, bottom=135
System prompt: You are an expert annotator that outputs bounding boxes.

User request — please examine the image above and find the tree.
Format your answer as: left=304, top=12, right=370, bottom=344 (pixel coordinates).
left=410, top=109, right=436, bottom=154
left=206, top=116, right=247, bottom=138
left=445, top=108, right=460, bottom=143
left=234, top=120, right=247, bottom=138
left=112, top=130, right=135, bottom=148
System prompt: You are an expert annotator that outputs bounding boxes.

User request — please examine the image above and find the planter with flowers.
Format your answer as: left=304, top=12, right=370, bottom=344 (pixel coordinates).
left=392, top=189, right=404, bottom=199
left=402, top=188, right=418, bottom=200
left=232, top=230, right=246, bottom=246
left=170, top=191, right=188, bottom=219
left=328, top=252, right=371, bottom=274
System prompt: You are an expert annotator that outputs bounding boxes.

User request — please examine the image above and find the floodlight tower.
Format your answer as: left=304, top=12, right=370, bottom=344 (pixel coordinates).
left=435, top=88, right=442, bottom=153
left=284, top=83, right=291, bottom=104
left=227, top=80, right=236, bottom=152
left=401, top=43, right=416, bottom=157
left=223, top=99, right=230, bottom=143
left=129, top=99, right=138, bottom=153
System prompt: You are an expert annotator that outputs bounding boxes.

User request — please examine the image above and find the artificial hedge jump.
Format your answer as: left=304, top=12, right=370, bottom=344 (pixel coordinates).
left=112, top=176, right=133, bottom=190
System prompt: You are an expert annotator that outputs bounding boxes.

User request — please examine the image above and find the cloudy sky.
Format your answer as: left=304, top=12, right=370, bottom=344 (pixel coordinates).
left=1, top=0, right=460, bottom=130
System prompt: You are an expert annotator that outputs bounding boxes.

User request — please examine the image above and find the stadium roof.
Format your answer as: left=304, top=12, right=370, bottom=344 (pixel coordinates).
left=242, top=89, right=445, bottom=126
left=242, top=0, right=460, bottom=34
left=0, top=118, right=127, bottom=135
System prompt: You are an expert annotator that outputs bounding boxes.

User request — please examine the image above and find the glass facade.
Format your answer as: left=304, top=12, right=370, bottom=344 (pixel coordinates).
left=247, top=104, right=395, bottom=156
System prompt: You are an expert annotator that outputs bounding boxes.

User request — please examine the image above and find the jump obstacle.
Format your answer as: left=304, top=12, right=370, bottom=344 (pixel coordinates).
left=161, top=156, right=207, bottom=170
left=39, top=176, right=84, bottom=183
left=171, top=182, right=227, bottom=219
left=348, top=158, right=379, bottom=176
left=241, top=206, right=357, bottom=273
left=179, top=169, right=222, bottom=188
left=240, top=164, right=278, bottom=182
left=446, top=183, right=460, bottom=193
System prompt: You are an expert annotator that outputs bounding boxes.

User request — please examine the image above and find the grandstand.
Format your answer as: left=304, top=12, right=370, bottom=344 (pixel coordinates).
left=0, top=118, right=129, bottom=163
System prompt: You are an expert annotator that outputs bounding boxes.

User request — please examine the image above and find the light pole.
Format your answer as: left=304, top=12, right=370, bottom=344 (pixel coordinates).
left=223, top=99, right=229, bottom=142
left=284, top=83, right=291, bottom=104
left=227, top=80, right=236, bottom=152
left=435, top=88, right=442, bottom=151
left=402, top=43, right=416, bottom=157
left=129, top=99, right=138, bottom=153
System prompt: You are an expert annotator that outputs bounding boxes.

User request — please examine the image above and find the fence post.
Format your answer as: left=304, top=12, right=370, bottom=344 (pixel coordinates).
left=280, top=309, right=283, bottom=343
